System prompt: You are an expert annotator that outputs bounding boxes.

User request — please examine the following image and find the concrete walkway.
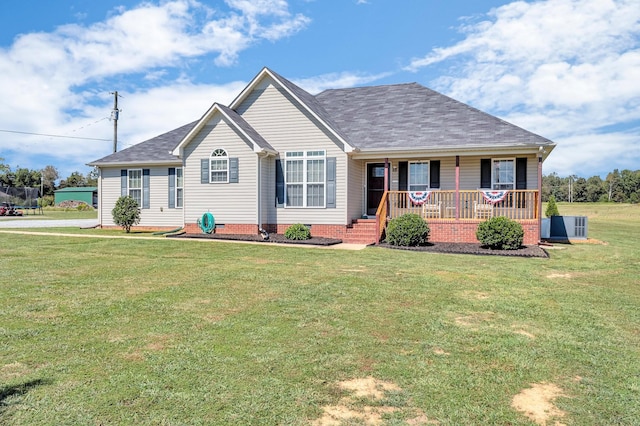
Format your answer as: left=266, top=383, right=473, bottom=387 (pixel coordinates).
left=0, top=226, right=367, bottom=250
left=0, top=218, right=98, bottom=228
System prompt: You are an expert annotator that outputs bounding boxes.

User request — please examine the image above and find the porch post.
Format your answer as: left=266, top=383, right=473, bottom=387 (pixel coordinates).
left=384, top=158, right=389, bottom=191
left=538, top=155, right=543, bottom=240
left=455, top=155, right=460, bottom=220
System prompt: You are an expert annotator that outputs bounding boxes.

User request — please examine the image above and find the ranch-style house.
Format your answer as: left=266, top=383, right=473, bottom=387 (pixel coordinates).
left=89, top=67, right=556, bottom=245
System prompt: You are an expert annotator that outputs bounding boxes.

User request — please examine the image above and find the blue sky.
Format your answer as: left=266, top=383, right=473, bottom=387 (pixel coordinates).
left=1, top=0, right=638, bottom=181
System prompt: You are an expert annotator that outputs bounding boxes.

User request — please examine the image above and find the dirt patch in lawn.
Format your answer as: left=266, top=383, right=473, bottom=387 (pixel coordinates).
left=311, top=376, right=439, bottom=425
left=1, top=362, right=32, bottom=380
left=512, top=382, right=567, bottom=425
left=454, top=311, right=496, bottom=328
left=546, top=273, right=573, bottom=279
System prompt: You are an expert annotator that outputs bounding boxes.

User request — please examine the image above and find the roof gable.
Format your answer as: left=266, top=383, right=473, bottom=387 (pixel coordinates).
left=230, top=67, right=354, bottom=153
left=171, top=103, right=276, bottom=157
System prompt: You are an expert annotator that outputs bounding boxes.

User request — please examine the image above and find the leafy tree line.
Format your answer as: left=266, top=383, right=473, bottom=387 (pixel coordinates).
left=543, top=169, right=640, bottom=203
left=0, top=157, right=97, bottom=199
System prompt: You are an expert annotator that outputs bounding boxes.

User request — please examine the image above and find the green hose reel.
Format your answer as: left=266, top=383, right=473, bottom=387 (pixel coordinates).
left=197, top=212, right=215, bottom=234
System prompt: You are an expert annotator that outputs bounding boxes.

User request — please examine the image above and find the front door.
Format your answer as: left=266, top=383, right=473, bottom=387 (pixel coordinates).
left=367, top=163, right=385, bottom=216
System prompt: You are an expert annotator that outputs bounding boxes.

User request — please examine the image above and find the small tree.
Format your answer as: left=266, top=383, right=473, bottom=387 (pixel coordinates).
left=545, top=195, right=560, bottom=217
left=112, top=196, right=140, bottom=233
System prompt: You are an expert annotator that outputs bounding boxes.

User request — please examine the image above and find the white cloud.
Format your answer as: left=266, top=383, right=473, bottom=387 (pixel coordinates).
left=0, top=0, right=309, bottom=177
left=294, top=71, right=392, bottom=94
left=406, top=0, right=640, bottom=176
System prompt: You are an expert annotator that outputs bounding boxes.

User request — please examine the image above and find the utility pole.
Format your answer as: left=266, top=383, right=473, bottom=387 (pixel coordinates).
left=111, top=91, right=121, bottom=153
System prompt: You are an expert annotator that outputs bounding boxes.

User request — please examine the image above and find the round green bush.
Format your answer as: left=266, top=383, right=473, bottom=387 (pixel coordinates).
left=385, top=213, right=430, bottom=246
left=284, top=223, right=311, bottom=240
left=111, top=196, right=140, bottom=233
left=476, top=216, right=524, bottom=250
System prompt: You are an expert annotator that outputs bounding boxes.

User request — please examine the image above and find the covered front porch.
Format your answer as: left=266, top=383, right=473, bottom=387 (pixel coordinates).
left=373, top=189, right=542, bottom=245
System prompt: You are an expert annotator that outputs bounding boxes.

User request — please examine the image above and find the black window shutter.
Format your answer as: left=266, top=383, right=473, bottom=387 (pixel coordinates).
left=275, top=159, right=284, bottom=207
left=201, top=159, right=209, bottom=184
left=480, top=159, right=492, bottom=189
left=326, top=157, right=336, bottom=208
left=121, top=169, right=127, bottom=197
left=168, top=168, right=175, bottom=208
left=516, top=158, right=527, bottom=189
left=229, top=158, right=239, bottom=183
left=398, top=161, right=408, bottom=191
left=142, top=169, right=150, bottom=209
left=430, top=160, right=440, bottom=188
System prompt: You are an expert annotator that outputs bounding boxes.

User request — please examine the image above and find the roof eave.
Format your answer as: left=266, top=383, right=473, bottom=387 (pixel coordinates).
left=87, top=159, right=182, bottom=168
left=350, top=143, right=556, bottom=160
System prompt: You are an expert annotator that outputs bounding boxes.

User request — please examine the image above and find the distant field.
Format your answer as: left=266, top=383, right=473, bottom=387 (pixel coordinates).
left=1, top=202, right=638, bottom=425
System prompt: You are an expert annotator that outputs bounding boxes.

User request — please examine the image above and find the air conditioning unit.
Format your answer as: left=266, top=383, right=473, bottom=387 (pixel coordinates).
left=546, top=216, right=588, bottom=240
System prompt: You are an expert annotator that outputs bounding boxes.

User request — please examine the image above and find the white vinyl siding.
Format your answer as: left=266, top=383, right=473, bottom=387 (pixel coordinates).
left=386, top=156, right=536, bottom=192
left=459, top=155, right=538, bottom=190
left=97, top=167, right=183, bottom=228
left=236, top=77, right=347, bottom=225
left=183, top=116, right=258, bottom=225
left=347, top=158, right=364, bottom=220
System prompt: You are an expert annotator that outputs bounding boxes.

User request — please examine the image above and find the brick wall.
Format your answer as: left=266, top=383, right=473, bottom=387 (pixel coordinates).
left=184, top=223, right=259, bottom=235
left=180, top=219, right=540, bottom=246
left=428, top=220, right=539, bottom=245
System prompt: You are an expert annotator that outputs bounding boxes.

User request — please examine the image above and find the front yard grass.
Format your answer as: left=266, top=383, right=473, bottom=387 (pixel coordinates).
left=1, top=203, right=638, bottom=424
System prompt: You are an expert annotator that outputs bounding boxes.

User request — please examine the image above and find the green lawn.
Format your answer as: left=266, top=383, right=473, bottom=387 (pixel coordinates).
left=1, top=208, right=97, bottom=221
left=1, top=203, right=638, bottom=425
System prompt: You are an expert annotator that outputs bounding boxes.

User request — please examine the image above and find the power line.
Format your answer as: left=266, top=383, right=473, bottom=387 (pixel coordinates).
left=0, top=129, right=111, bottom=142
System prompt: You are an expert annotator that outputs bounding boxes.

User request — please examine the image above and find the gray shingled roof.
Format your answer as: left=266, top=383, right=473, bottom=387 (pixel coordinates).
left=90, top=71, right=555, bottom=166
left=216, top=104, right=275, bottom=152
left=314, top=83, right=554, bottom=151
left=88, top=121, right=197, bottom=166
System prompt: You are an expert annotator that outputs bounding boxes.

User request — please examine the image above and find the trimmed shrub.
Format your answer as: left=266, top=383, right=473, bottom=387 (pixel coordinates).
left=284, top=223, right=311, bottom=240
left=476, top=216, right=524, bottom=250
left=545, top=195, right=560, bottom=217
left=385, top=213, right=430, bottom=246
left=111, top=196, right=140, bottom=233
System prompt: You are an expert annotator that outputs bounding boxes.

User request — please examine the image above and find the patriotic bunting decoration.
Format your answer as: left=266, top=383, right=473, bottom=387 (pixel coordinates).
left=408, top=191, right=432, bottom=205
left=481, top=190, right=509, bottom=204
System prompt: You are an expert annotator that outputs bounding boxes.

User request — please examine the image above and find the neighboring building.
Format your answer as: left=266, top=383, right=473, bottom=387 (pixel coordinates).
left=54, top=187, right=98, bottom=208
left=89, top=67, right=555, bottom=244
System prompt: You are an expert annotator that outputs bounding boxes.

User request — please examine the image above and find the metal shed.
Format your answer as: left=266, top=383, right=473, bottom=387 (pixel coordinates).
left=54, top=187, right=98, bottom=207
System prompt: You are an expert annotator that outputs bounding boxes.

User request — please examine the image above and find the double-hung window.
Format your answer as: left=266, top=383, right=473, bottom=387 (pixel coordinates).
left=176, top=167, right=183, bottom=208
left=128, top=169, right=142, bottom=205
left=409, top=161, right=429, bottom=191
left=210, top=149, right=229, bottom=183
left=492, top=159, right=515, bottom=190
left=285, top=150, right=326, bottom=207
